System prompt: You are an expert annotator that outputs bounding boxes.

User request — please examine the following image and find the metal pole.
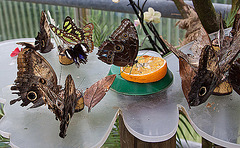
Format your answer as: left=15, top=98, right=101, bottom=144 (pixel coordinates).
left=9, top=0, right=231, bottom=19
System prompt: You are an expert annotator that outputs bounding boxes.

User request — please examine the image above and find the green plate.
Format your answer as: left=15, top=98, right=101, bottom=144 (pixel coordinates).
left=108, top=65, right=173, bottom=95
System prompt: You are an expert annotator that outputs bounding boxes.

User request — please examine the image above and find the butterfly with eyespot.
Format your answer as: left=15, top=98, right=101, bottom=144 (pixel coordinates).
left=97, top=19, right=139, bottom=67
left=10, top=47, right=116, bottom=138
left=161, top=11, right=240, bottom=107
left=17, top=11, right=53, bottom=53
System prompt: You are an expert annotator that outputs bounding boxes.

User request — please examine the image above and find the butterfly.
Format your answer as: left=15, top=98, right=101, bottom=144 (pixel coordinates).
left=49, top=16, right=94, bottom=53
left=63, top=16, right=94, bottom=52
left=97, top=19, right=139, bottom=67
left=10, top=47, right=116, bottom=138
left=59, top=43, right=88, bottom=67
left=17, top=11, right=54, bottom=53
left=161, top=12, right=240, bottom=106
left=49, top=17, right=94, bottom=67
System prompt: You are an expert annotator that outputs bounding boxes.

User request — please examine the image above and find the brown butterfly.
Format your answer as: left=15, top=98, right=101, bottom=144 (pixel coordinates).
left=39, top=74, right=116, bottom=138
left=10, top=47, right=60, bottom=108
left=161, top=16, right=240, bottom=106
left=18, top=11, right=53, bottom=53
left=97, top=19, right=139, bottom=67
left=10, top=47, right=116, bottom=138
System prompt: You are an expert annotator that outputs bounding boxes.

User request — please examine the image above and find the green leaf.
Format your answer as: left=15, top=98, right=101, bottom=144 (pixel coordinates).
left=178, top=123, right=189, bottom=147
left=179, top=116, right=195, bottom=139
left=225, top=5, right=239, bottom=28
left=176, top=131, right=183, bottom=148
left=0, top=135, right=10, bottom=148
left=0, top=104, right=4, bottom=118
left=0, top=142, right=10, bottom=148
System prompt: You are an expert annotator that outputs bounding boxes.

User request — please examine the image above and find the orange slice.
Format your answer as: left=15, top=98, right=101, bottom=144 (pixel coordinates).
left=120, top=55, right=167, bottom=83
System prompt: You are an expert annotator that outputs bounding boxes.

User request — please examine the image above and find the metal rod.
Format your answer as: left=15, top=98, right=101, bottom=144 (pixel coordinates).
left=9, top=0, right=231, bottom=19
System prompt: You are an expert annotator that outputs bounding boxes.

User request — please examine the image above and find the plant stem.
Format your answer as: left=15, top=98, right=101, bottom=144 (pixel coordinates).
left=128, top=0, right=169, bottom=55
left=129, top=0, right=162, bottom=54
left=147, top=22, right=169, bottom=54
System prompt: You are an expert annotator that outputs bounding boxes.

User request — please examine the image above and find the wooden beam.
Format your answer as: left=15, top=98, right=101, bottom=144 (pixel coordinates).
left=119, top=114, right=176, bottom=148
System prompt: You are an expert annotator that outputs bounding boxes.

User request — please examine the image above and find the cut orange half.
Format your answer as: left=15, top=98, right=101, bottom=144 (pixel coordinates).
left=120, top=55, right=167, bottom=83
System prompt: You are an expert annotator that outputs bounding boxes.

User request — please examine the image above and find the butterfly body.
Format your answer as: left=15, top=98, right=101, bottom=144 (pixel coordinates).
left=97, top=19, right=139, bottom=67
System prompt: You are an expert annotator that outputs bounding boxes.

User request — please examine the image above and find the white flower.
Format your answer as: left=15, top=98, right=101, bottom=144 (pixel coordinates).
left=112, top=0, right=120, bottom=3
left=144, top=7, right=161, bottom=23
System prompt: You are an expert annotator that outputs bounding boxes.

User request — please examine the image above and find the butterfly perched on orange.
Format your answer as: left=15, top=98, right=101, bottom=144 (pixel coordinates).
left=97, top=19, right=139, bottom=67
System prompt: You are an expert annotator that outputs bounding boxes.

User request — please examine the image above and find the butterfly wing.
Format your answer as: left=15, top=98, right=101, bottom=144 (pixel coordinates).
left=179, top=57, right=196, bottom=104
left=10, top=48, right=60, bottom=108
left=38, top=83, right=64, bottom=120
left=64, top=43, right=88, bottom=67
left=84, top=74, right=116, bottom=112
left=188, top=27, right=240, bottom=106
left=16, top=42, right=35, bottom=49
left=50, top=24, right=81, bottom=45
left=35, top=11, right=54, bottom=53
left=230, top=8, right=240, bottom=37
left=39, top=74, right=83, bottom=138
left=187, top=45, right=221, bottom=106
left=82, top=23, right=94, bottom=52
left=63, top=16, right=85, bottom=41
left=97, top=19, right=138, bottom=67
left=63, top=16, right=94, bottom=52
left=59, top=75, right=78, bottom=138
left=229, top=58, right=240, bottom=95
left=165, top=37, right=220, bottom=106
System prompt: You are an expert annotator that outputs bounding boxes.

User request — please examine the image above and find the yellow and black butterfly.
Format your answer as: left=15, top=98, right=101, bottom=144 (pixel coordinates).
left=63, top=16, right=94, bottom=52
left=50, top=16, right=94, bottom=53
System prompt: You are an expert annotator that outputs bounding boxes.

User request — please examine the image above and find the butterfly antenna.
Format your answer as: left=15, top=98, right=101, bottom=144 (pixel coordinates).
left=135, top=50, right=149, bottom=62
left=136, top=61, right=145, bottom=69
left=119, top=65, right=129, bottom=75
left=129, top=65, right=134, bottom=75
